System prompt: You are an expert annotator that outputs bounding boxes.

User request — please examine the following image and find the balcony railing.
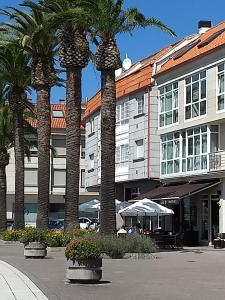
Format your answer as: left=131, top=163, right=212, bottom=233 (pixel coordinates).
left=209, top=151, right=225, bottom=172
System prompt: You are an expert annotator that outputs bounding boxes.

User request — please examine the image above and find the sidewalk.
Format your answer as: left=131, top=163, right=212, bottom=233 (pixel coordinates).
left=0, top=260, right=48, bottom=300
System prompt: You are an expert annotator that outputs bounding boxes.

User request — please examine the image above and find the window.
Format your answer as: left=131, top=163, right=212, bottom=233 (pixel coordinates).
left=52, top=136, right=66, bottom=156
left=183, top=126, right=208, bottom=172
left=159, top=82, right=178, bottom=127
left=217, top=64, right=225, bottom=110
left=161, top=133, right=180, bottom=175
left=53, top=169, right=66, bottom=186
left=81, top=138, right=85, bottom=158
left=80, top=169, right=85, bottom=187
left=52, top=110, right=64, bottom=118
left=136, top=95, right=145, bottom=115
left=116, top=144, right=129, bottom=163
left=25, top=169, right=38, bottom=186
left=135, top=139, right=144, bottom=159
left=210, top=125, right=219, bottom=153
left=26, top=138, right=38, bottom=156
left=89, top=154, right=94, bottom=170
left=116, top=101, right=129, bottom=126
left=185, top=71, right=206, bottom=119
left=90, top=118, right=94, bottom=134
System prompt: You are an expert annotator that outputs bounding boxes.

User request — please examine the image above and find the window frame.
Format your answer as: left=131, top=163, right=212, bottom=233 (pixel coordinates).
left=89, top=153, right=94, bottom=171
left=159, top=82, right=179, bottom=128
left=135, top=139, right=144, bottom=159
left=52, top=110, right=64, bottom=118
left=184, top=71, right=207, bottom=120
left=24, top=168, right=38, bottom=187
left=116, top=101, right=129, bottom=127
left=116, top=144, right=129, bottom=165
left=53, top=169, right=66, bottom=187
left=217, top=63, right=225, bottom=112
left=136, top=95, right=145, bottom=116
left=160, top=125, right=218, bottom=176
left=80, top=169, right=85, bottom=188
left=52, top=135, right=66, bottom=157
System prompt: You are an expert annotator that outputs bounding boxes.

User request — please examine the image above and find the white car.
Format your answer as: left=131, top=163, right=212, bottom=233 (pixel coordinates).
left=79, top=217, right=92, bottom=229
left=79, top=217, right=98, bottom=229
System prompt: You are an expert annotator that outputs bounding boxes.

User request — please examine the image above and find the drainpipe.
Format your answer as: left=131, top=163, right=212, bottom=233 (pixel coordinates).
left=147, top=86, right=151, bottom=179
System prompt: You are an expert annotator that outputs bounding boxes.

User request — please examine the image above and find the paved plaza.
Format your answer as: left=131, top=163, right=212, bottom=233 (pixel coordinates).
left=0, top=244, right=225, bottom=300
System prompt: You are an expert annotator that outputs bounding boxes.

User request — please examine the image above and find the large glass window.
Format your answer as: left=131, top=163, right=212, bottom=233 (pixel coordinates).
left=52, top=136, right=66, bottom=156
left=160, top=125, right=217, bottom=176
left=185, top=71, right=206, bottom=119
left=116, top=102, right=129, bottom=126
left=182, top=126, right=208, bottom=172
left=161, top=132, right=180, bottom=175
left=159, top=82, right=178, bottom=127
left=217, top=63, right=225, bottom=110
left=116, top=144, right=129, bottom=163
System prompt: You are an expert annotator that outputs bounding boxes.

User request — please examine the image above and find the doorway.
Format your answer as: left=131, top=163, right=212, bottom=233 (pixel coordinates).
left=211, top=197, right=219, bottom=241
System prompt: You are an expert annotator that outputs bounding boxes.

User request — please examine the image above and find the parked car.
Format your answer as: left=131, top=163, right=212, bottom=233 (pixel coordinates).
left=79, top=217, right=98, bottom=229
left=48, top=219, right=64, bottom=230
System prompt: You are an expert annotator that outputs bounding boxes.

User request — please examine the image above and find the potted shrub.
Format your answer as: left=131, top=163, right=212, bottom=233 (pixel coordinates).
left=65, top=238, right=102, bottom=282
left=20, top=228, right=47, bottom=258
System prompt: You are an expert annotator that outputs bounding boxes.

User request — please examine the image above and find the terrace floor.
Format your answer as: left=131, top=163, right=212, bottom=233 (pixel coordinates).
left=0, top=244, right=224, bottom=300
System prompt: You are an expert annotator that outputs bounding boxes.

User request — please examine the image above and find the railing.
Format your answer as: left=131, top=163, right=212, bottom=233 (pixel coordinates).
left=209, top=151, right=225, bottom=171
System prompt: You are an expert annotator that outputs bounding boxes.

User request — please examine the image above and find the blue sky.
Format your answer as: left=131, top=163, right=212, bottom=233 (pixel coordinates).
left=2, top=0, right=225, bottom=103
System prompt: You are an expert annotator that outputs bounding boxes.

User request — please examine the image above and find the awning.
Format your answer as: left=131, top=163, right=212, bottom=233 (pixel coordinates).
left=135, top=180, right=220, bottom=201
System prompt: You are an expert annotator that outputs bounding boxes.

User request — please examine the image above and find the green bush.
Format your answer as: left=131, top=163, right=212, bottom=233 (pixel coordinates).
left=19, top=228, right=47, bottom=246
left=46, top=230, right=70, bottom=247
left=0, top=230, right=24, bottom=241
left=95, top=236, right=156, bottom=258
left=65, top=238, right=101, bottom=263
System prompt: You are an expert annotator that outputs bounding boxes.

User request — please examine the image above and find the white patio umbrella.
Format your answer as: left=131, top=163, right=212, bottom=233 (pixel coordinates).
left=79, top=199, right=100, bottom=213
left=79, top=199, right=130, bottom=213
left=118, top=198, right=174, bottom=216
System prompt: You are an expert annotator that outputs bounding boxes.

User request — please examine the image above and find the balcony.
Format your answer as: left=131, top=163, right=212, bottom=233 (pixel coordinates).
left=209, top=151, right=225, bottom=172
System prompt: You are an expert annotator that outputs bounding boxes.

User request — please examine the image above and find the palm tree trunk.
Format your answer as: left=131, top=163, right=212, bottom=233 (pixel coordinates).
left=100, top=69, right=116, bottom=235
left=65, top=67, right=81, bottom=232
left=36, top=86, right=51, bottom=229
left=13, top=107, right=25, bottom=229
left=0, top=163, right=7, bottom=233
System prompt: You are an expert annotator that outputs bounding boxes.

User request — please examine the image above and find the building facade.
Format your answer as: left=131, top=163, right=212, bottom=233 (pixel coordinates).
left=6, top=102, right=98, bottom=225
left=153, top=21, right=225, bottom=245
left=84, top=43, right=192, bottom=202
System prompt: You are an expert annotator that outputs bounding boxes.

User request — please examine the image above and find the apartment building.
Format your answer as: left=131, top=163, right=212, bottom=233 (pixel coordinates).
left=6, top=101, right=98, bottom=225
left=84, top=39, right=199, bottom=202
left=143, top=20, right=225, bottom=245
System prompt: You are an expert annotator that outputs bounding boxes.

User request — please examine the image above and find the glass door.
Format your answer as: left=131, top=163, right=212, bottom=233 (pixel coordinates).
left=201, top=199, right=209, bottom=241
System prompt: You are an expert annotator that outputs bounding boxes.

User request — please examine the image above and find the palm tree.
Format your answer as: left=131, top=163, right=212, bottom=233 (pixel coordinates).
left=0, top=45, right=31, bottom=229
left=0, top=91, right=13, bottom=232
left=1, top=6, right=58, bottom=229
left=28, top=0, right=90, bottom=231
left=84, top=0, right=176, bottom=235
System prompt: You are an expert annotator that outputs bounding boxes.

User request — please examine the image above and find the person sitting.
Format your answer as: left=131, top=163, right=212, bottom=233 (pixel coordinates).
left=117, top=225, right=127, bottom=237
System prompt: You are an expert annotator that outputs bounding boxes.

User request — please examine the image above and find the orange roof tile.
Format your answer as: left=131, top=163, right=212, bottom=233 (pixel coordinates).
left=157, top=21, right=225, bottom=75
left=28, top=103, right=85, bottom=130
left=85, top=43, right=180, bottom=118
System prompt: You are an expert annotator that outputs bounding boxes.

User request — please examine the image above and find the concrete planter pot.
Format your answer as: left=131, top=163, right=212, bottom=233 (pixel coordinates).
left=66, top=258, right=102, bottom=282
left=24, top=242, right=47, bottom=258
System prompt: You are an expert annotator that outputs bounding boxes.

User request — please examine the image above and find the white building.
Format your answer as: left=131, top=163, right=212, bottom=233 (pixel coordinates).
left=6, top=101, right=98, bottom=224
left=148, top=20, right=225, bottom=245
